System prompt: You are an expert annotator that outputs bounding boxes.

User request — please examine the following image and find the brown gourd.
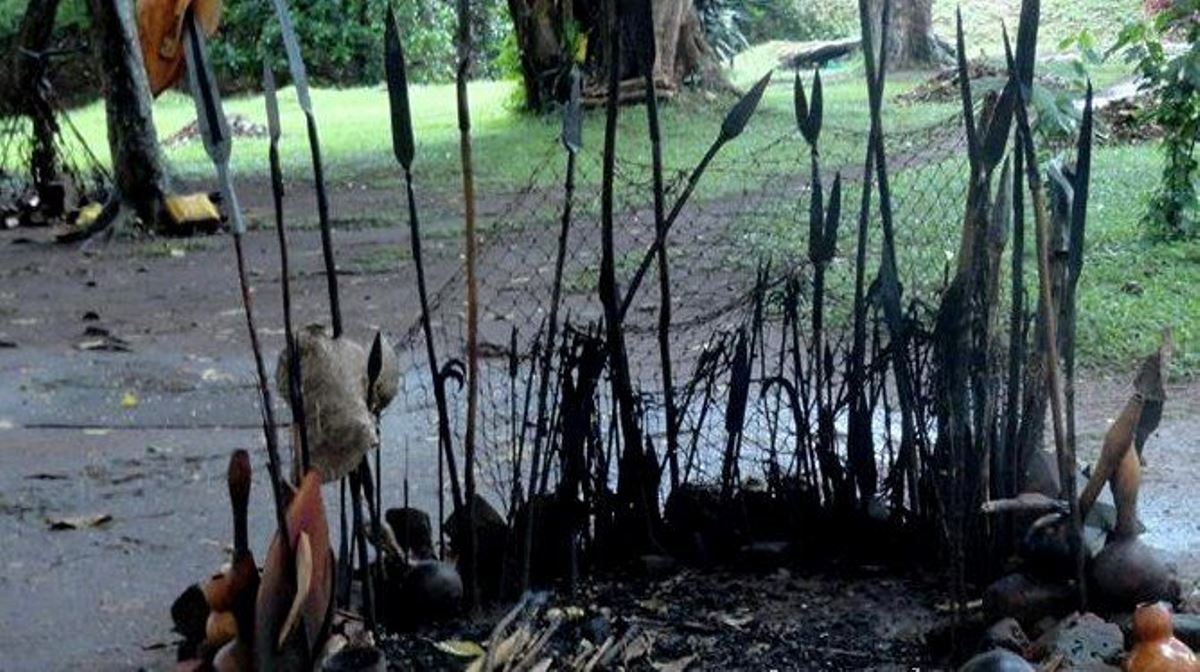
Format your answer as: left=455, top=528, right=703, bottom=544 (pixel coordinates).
left=1124, top=602, right=1200, bottom=672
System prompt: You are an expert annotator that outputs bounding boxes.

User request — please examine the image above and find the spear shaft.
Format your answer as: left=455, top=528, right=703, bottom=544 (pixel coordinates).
left=383, top=4, right=464, bottom=552
left=269, top=0, right=342, bottom=337
left=182, top=12, right=289, bottom=550
left=263, top=62, right=310, bottom=477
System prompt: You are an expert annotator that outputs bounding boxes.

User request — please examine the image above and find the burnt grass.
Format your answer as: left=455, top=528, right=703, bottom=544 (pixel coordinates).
left=380, top=565, right=949, bottom=670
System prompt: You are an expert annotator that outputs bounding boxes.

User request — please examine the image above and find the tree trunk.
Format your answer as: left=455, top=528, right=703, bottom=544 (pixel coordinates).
left=508, top=0, right=729, bottom=111
left=873, top=0, right=938, bottom=70
left=9, top=0, right=64, bottom=212
left=88, top=0, right=171, bottom=229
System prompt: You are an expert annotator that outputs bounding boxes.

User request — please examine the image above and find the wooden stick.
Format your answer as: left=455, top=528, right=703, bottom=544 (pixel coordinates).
left=1014, top=94, right=1086, bottom=609
left=455, top=0, right=480, bottom=610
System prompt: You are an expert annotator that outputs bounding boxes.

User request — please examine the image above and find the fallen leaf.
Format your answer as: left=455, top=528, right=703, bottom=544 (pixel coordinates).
left=719, top=613, right=754, bottom=629
left=637, top=598, right=667, bottom=615
left=653, top=654, right=697, bottom=672
left=77, top=335, right=131, bottom=352
left=48, top=513, right=113, bottom=530
left=434, top=640, right=485, bottom=658
left=200, top=368, right=232, bottom=383
left=26, top=472, right=69, bottom=481
left=622, top=631, right=654, bottom=663
left=934, top=598, right=982, bottom=612
left=141, top=641, right=169, bottom=651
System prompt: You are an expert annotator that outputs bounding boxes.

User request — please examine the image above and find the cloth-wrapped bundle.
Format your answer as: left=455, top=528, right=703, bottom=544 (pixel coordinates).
left=276, top=325, right=398, bottom=483
left=136, top=0, right=223, bottom=97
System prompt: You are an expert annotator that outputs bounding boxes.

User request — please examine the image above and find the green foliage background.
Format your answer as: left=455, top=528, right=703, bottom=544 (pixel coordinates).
left=743, top=0, right=858, bottom=44
left=0, top=0, right=511, bottom=90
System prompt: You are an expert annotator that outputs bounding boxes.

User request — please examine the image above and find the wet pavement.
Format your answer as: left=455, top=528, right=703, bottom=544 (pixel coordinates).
left=0, top=227, right=1196, bottom=670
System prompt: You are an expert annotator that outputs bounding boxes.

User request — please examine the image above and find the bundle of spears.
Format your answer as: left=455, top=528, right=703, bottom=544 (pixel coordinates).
left=160, top=0, right=1181, bottom=665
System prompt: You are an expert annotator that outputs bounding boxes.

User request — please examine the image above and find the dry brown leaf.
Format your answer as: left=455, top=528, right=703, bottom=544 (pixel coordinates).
left=622, top=631, right=655, bottom=663
left=653, top=654, right=697, bottom=672
left=435, top=639, right=486, bottom=658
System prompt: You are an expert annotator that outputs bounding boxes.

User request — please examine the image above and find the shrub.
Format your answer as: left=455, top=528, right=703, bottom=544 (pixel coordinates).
left=744, top=0, right=857, bottom=45
left=1112, top=0, right=1200, bottom=240
left=2, top=0, right=510, bottom=94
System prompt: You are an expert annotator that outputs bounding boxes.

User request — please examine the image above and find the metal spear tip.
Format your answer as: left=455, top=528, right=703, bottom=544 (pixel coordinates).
left=562, top=68, right=583, bottom=154
left=263, top=60, right=281, bottom=143
left=720, top=71, right=772, bottom=143
left=183, top=12, right=230, bottom=165
left=385, top=2, right=415, bottom=170
left=269, top=0, right=313, bottom=115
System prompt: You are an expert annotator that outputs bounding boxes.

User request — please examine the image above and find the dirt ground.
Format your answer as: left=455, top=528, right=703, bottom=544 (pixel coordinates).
left=0, top=178, right=1196, bottom=670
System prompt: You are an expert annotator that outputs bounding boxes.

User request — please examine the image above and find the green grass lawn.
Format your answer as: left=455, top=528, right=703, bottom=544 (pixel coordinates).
left=1072, top=146, right=1200, bottom=376
left=59, top=51, right=959, bottom=193
left=934, top=0, right=1143, bottom=56
left=44, top=35, right=1196, bottom=377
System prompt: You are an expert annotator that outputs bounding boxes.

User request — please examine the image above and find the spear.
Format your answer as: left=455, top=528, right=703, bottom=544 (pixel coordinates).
left=454, top=0, right=480, bottom=610
left=384, top=3, right=465, bottom=522
left=1004, top=26, right=1086, bottom=610
left=181, top=11, right=288, bottom=550
left=263, top=61, right=310, bottom=478
left=630, top=0, right=680, bottom=490
left=618, top=72, right=772, bottom=320
left=521, top=66, right=582, bottom=591
left=268, top=0, right=379, bottom=619
left=857, top=0, right=919, bottom=513
left=268, top=0, right=342, bottom=337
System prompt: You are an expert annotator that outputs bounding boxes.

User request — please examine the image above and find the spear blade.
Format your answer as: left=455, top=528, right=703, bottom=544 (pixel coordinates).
left=807, top=68, right=824, bottom=146
left=183, top=13, right=243, bottom=234
left=184, top=14, right=228, bottom=164
left=384, top=2, right=415, bottom=170
left=268, top=0, right=313, bottom=115
left=562, top=68, right=583, bottom=154
left=183, top=11, right=288, bottom=552
left=264, top=60, right=282, bottom=144
left=720, top=71, right=772, bottom=142
left=269, top=0, right=341, bottom=336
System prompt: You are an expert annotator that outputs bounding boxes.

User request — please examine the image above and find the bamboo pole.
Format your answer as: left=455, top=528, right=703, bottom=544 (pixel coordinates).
left=455, top=0, right=480, bottom=610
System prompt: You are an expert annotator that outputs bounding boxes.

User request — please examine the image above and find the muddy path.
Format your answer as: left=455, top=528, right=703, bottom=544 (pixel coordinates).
left=0, top=176, right=1196, bottom=669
